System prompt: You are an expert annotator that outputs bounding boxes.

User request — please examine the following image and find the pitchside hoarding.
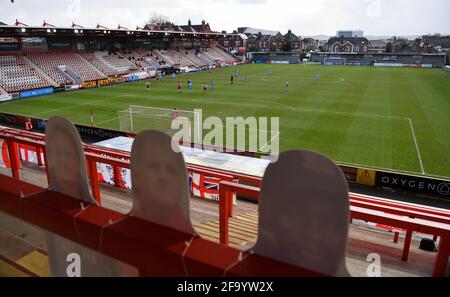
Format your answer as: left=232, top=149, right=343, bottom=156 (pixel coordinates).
left=20, top=87, right=54, bottom=99
left=0, top=111, right=448, bottom=201
left=376, top=171, right=450, bottom=201
left=0, top=112, right=128, bottom=141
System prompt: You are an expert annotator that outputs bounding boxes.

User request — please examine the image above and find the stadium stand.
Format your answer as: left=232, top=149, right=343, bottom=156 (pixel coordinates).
left=157, top=49, right=194, bottom=67
left=205, top=45, right=237, bottom=64
left=26, top=52, right=107, bottom=85
left=0, top=44, right=238, bottom=93
left=0, top=55, right=53, bottom=92
left=96, top=52, right=137, bottom=74
left=196, top=51, right=216, bottom=65
left=181, top=49, right=208, bottom=67
left=82, top=52, right=118, bottom=76
left=125, top=49, right=153, bottom=68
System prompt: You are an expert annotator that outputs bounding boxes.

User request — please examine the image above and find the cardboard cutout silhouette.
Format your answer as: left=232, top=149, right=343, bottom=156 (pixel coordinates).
left=252, top=150, right=350, bottom=277
left=45, top=117, right=136, bottom=277
left=130, top=130, right=195, bottom=235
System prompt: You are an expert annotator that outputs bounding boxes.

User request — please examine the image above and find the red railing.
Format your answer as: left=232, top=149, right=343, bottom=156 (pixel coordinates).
left=0, top=128, right=260, bottom=205
left=217, top=181, right=450, bottom=277
left=0, top=174, right=321, bottom=277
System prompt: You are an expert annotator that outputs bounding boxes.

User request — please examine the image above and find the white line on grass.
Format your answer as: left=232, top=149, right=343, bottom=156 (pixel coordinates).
left=32, top=94, right=130, bottom=117
left=192, top=99, right=406, bottom=120
left=408, top=117, right=425, bottom=175
left=260, top=132, right=280, bottom=152
left=94, top=113, right=130, bottom=126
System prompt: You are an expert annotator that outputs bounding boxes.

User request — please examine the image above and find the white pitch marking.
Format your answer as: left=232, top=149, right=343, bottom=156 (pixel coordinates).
left=192, top=99, right=406, bottom=120
left=408, top=117, right=425, bottom=175
left=32, top=94, right=130, bottom=116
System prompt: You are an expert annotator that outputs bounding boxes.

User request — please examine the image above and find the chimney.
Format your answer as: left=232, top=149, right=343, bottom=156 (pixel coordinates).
left=188, top=19, right=192, bottom=27
left=202, top=20, right=206, bottom=32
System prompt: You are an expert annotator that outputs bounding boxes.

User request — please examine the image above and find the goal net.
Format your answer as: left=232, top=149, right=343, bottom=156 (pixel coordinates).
left=118, top=105, right=201, bottom=136
left=324, top=57, right=347, bottom=65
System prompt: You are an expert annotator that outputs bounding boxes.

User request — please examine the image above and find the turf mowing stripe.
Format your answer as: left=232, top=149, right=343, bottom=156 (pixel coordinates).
left=191, top=98, right=407, bottom=120
left=408, top=117, right=425, bottom=175
left=31, top=94, right=130, bottom=117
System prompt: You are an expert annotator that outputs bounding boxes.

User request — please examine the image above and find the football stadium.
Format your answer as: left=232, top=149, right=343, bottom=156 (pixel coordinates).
left=0, top=0, right=449, bottom=285
left=2, top=64, right=449, bottom=177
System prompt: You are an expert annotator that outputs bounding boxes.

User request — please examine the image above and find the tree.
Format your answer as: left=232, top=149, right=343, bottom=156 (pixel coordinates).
left=148, top=13, right=170, bottom=25
left=385, top=42, right=393, bottom=53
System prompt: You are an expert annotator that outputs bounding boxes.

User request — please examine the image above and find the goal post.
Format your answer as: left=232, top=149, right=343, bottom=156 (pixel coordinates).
left=324, top=57, right=347, bottom=65
left=118, top=105, right=201, bottom=137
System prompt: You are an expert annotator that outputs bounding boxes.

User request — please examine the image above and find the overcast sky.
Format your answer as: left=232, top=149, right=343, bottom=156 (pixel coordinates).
left=1, top=0, right=449, bottom=36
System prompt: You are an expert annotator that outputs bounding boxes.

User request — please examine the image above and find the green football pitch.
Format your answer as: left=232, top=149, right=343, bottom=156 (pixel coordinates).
left=0, top=64, right=449, bottom=178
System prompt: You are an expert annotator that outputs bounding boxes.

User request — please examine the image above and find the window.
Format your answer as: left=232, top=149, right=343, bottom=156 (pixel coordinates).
left=236, top=41, right=241, bottom=47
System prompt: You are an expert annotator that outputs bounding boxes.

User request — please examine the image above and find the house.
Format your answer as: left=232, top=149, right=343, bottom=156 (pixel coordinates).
left=218, top=32, right=247, bottom=54
left=387, top=38, right=439, bottom=54
left=262, top=30, right=304, bottom=52
left=369, top=40, right=387, bottom=53
left=326, top=36, right=371, bottom=53
left=143, top=19, right=214, bottom=33
left=246, top=32, right=273, bottom=52
left=280, top=30, right=304, bottom=52
left=303, top=38, right=319, bottom=51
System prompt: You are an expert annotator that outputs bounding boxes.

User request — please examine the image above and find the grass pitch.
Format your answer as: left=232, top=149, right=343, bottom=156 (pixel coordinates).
left=0, top=64, right=449, bottom=178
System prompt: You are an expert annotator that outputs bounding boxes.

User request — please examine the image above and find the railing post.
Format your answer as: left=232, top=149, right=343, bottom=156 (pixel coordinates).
left=6, top=140, right=20, bottom=180
left=227, top=191, right=234, bottom=218
left=36, top=146, right=43, bottom=167
left=402, top=230, right=413, bottom=261
left=219, top=187, right=230, bottom=245
left=113, top=165, right=122, bottom=188
left=433, top=235, right=449, bottom=277
left=393, top=231, right=400, bottom=244
left=88, top=159, right=101, bottom=205
left=42, top=148, right=51, bottom=186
